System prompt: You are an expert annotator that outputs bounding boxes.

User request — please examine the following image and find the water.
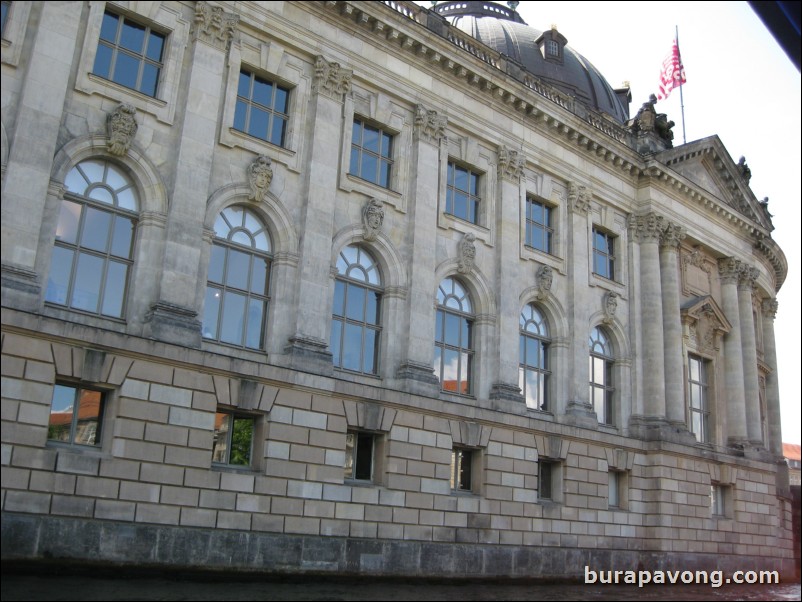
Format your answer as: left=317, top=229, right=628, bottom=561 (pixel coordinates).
left=1, top=569, right=800, bottom=601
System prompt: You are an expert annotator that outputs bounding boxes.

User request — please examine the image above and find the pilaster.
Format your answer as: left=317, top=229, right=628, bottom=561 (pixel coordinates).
left=718, top=257, right=748, bottom=446
left=760, top=299, right=782, bottom=457
left=738, top=265, right=762, bottom=446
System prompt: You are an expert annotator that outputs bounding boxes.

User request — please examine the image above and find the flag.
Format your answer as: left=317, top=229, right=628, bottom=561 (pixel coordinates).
left=657, top=38, right=686, bottom=101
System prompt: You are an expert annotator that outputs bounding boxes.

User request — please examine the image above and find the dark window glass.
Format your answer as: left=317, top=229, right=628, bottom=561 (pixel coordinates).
left=234, top=70, right=290, bottom=147
left=349, top=119, right=394, bottom=188
left=592, top=228, right=616, bottom=280
left=434, top=278, right=473, bottom=395
left=525, top=197, right=553, bottom=254
left=345, top=432, right=375, bottom=481
left=446, top=162, right=480, bottom=224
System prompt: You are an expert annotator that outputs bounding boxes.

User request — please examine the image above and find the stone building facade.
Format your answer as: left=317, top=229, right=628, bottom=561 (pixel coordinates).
left=1, top=0, right=794, bottom=578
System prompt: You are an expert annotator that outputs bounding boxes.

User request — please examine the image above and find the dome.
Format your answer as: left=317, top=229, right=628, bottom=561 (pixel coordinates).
left=434, top=1, right=630, bottom=123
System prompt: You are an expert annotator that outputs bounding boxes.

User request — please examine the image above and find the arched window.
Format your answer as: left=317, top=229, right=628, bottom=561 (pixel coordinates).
left=520, top=304, right=550, bottom=411
left=46, top=160, right=138, bottom=318
left=434, top=277, right=474, bottom=395
left=589, top=326, right=614, bottom=425
left=203, top=206, right=271, bottom=350
left=331, top=245, right=382, bottom=374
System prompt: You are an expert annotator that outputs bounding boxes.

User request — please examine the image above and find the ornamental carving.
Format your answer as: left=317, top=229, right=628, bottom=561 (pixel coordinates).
left=536, top=265, right=553, bottom=300
left=681, top=246, right=713, bottom=296
left=106, top=103, right=138, bottom=157
left=193, top=1, right=239, bottom=49
left=414, top=104, right=447, bottom=144
left=681, top=296, right=731, bottom=354
left=737, top=156, right=752, bottom=184
left=717, top=257, right=742, bottom=284
left=762, top=298, right=778, bottom=319
left=457, top=232, right=476, bottom=274
left=498, top=146, right=525, bottom=181
left=738, top=264, right=759, bottom=290
left=314, top=56, right=352, bottom=100
left=660, top=222, right=685, bottom=250
left=628, top=213, right=665, bottom=243
left=247, top=155, right=273, bottom=202
left=568, top=182, right=591, bottom=215
left=361, top=198, right=384, bottom=242
left=603, top=291, right=618, bottom=325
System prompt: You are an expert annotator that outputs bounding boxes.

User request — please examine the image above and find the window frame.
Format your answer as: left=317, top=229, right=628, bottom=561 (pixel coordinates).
left=450, top=447, right=480, bottom=494
left=592, top=226, right=616, bottom=281
left=91, top=9, right=166, bottom=98
left=331, top=245, right=383, bottom=376
left=445, top=161, right=482, bottom=225
left=687, top=354, right=711, bottom=443
left=519, top=303, right=550, bottom=412
left=45, top=160, right=139, bottom=320
left=525, top=196, right=554, bottom=255
left=608, top=470, right=628, bottom=510
left=203, top=206, right=272, bottom=351
left=47, top=383, right=106, bottom=448
left=710, top=483, right=731, bottom=518
left=349, top=117, right=394, bottom=189
left=538, top=459, right=562, bottom=503
left=589, top=326, right=615, bottom=426
left=434, top=277, right=474, bottom=396
left=212, top=409, right=256, bottom=469
left=233, top=68, right=291, bottom=148
left=344, top=430, right=379, bottom=483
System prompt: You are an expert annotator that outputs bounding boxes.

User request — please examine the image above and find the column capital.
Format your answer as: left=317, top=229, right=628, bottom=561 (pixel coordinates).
left=414, top=104, right=447, bottom=144
left=313, top=56, right=352, bottom=101
left=717, top=256, right=742, bottom=284
left=761, top=297, right=778, bottom=319
left=738, top=264, right=760, bottom=291
left=660, top=222, right=686, bottom=251
left=628, top=212, right=665, bottom=243
left=192, top=1, right=239, bottom=50
left=497, top=145, right=526, bottom=182
left=568, top=182, right=592, bottom=215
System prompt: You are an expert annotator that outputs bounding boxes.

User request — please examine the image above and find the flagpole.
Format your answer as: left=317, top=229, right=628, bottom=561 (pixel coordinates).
left=676, top=25, right=687, bottom=144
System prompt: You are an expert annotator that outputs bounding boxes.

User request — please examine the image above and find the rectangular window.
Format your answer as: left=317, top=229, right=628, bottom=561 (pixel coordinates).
left=608, top=471, right=627, bottom=508
left=92, top=10, right=165, bottom=97
left=345, top=431, right=375, bottom=481
left=446, top=162, right=481, bottom=224
left=233, top=69, right=290, bottom=147
left=48, top=384, right=105, bottom=447
left=538, top=461, right=553, bottom=500
left=212, top=410, right=254, bottom=467
left=592, top=227, right=616, bottom=280
left=350, top=119, right=393, bottom=188
left=525, top=197, right=553, bottom=254
left=688, top=354, right=710, bottom=442
left=1, top=0, right=11, bottom=36
left=710, top=483, right=730, bottom=517
left=450, top=448, right=475, bottom=492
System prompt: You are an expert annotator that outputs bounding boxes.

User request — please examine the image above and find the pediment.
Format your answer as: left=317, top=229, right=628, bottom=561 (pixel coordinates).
left=681, top=296, right=731, bottom=353
left=655, top=136, right=774, bottom=231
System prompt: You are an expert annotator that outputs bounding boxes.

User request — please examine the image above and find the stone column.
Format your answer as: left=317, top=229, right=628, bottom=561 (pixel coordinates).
left=145, top=2, right=239, bottom=346
left=489, top=146, right=525, bottom=403
left=564, top=183, right=596, bottom=427
left=630, top=213, right=667, bottom=421
left=738, top=266, right=762, bottom=445
left=761, top=299, right=782, bottom=455
left=718, top=257, right=748, bottom=445
left=1, top=3, right=83, bottom=307
left=283, top=56, right=353, bottom=374
left=393, top=104, right=447, bottom=395
left=659, top=223, right=686, bottom=426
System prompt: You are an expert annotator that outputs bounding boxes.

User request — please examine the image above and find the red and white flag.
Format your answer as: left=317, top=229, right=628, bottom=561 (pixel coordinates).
left=657, top=38, right=686, bottom=100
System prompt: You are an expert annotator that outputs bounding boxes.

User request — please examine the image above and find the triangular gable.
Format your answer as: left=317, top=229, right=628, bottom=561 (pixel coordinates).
left=681, top=295, right=732, bottom=353
left=656, top=136, right=774, bottom=231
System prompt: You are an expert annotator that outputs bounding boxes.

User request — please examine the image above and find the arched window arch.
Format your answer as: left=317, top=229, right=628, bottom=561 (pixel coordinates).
left=45, top=159, right=138, bottom=318
left=330, top=245, right=382, bottom=374
left=589, top=326, right=615, bottom=425
left=435, top=277, right=474, bottom=395
left=520, top=304, right=550, bottom=411
left=203, top=206, right=272, bottom=350
left=331, top=244, right=382, bottom=374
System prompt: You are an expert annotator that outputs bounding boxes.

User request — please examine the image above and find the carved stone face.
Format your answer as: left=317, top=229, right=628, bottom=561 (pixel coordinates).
left=367, top=205, right=383, bottom=230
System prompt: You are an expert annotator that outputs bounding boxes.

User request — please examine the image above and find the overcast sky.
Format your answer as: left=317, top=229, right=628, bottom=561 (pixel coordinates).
left=418, top=1, right=801, bottom=445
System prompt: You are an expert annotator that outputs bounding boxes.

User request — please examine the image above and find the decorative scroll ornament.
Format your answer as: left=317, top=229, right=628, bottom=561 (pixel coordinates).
left=717, top=256, right=742, bottom=284
left=568, top=182, right=591, bottom=215
left=193, top=1, right=239, bottom=49
left=603, top=291, right=619, bottom=325
left=536, top=265, right=553, bottom=300
left=362, top=198, right=384, bottom=242
left=314, top=56, right=352, bottom=99
left=628, top=212, right=665, bottom=243
left=414, top=104, right=447, bottom=143
left=248, top=155, right=273, bottom=202
left=457, top=232, right=476, bottom=274
left=683, top=246, right=712, bottom=273
left=498, top=146, right=525, bottom=181
left=106, top=103, right=138, bottom=157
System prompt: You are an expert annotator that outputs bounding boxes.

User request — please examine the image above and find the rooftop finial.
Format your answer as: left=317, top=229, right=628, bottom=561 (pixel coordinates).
left=507, top=1, right=520, bottom=10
